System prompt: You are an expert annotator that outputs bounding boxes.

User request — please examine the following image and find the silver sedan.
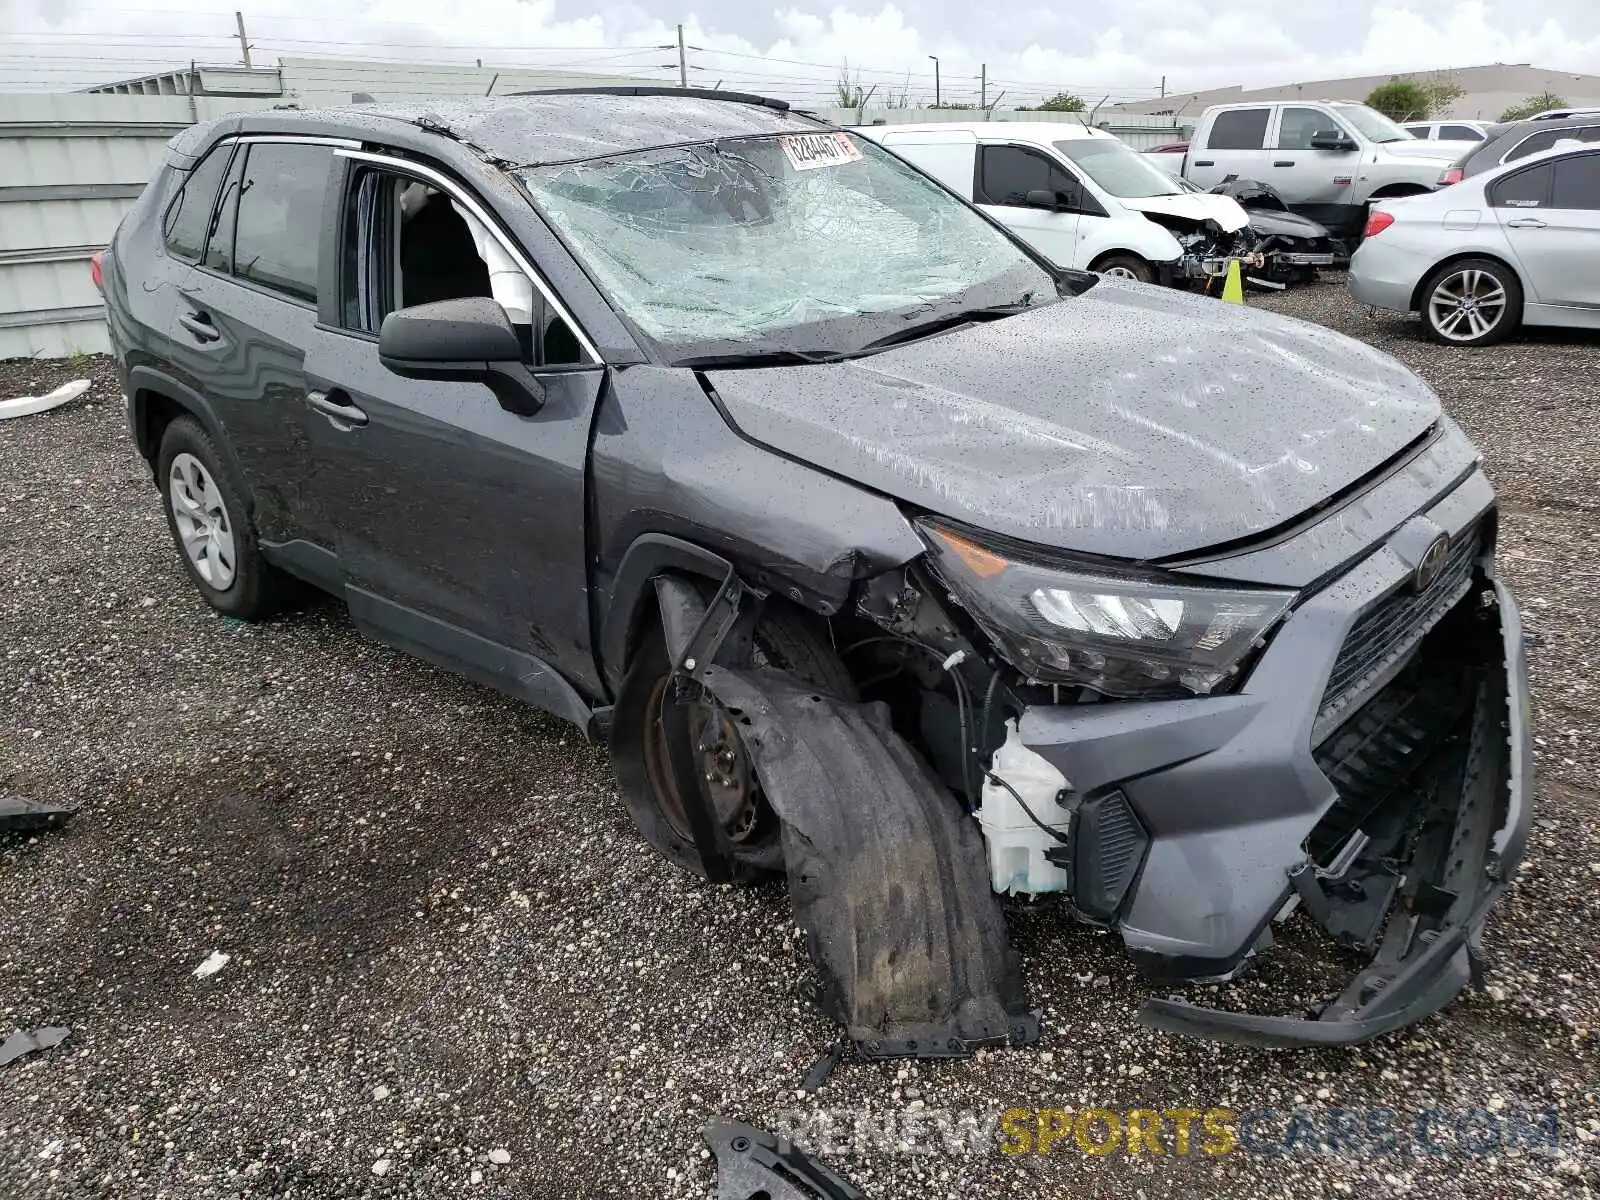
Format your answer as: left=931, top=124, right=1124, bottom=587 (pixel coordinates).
left=1349, top=143, right=1600, bottom=346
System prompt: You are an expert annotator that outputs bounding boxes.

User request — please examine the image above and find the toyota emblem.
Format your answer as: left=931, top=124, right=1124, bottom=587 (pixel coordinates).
left=1413, top=534, right=1450, bottom=594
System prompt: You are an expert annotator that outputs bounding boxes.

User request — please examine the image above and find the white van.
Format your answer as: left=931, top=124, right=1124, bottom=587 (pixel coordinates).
left=856, top=121, right=1251, bottom=283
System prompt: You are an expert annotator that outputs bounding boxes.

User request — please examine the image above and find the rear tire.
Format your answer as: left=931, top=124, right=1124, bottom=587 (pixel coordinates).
left=1418, top=258, right=1522, bottom=347
left=1094, top=254, right=1157, bottom=284
left=611, top=601, right=853, bottom=880
left=156, top=417, right=300, bottom=619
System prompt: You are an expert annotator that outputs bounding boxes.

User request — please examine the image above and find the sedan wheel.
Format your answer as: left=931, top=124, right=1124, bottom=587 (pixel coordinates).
left=168, top=452, right=237, bottom=589
left=1421, top=259, right=1522, bottom=347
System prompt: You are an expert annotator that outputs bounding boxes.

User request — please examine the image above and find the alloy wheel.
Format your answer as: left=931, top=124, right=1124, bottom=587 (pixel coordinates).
left=168, top=452, right=237, bottom=589
left=1428, top=268, right=1507, bottom=343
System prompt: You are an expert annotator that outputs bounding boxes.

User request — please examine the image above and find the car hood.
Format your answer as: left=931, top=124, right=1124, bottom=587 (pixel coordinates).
left=1122, top=192, right=1252, bottom=233
left=1247, top=208, right=1332, bottom=239
left=706, top=282, right=1441, bottom=561
left=1382, top=140, right=1471, bottom=161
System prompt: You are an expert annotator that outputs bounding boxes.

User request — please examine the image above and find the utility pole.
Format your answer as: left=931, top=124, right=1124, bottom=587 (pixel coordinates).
left=928, top=55, right=940, bottom=107
left=235, top=10, right=252, bottom=69
left=1160, top=74, right=1166, bottom=99
left=677, top=24, right=688, bottom=88
left=981, top=63, right=986, bottom=109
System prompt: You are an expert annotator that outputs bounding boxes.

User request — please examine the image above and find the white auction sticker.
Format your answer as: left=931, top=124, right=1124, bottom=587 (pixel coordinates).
left=780, top=132, right=864, bottom=171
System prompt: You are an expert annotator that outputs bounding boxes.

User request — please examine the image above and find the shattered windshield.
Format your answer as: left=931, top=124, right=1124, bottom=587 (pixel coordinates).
left=519, top=133, right=1053, bottom=357
left=1052, top=138, right=1184, bottom=198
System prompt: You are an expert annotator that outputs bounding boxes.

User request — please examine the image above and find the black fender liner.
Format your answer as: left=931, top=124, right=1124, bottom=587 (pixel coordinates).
left=704, top=1120, right=864, bottom=1200
left=697, top=661, right=1039, bottom=1058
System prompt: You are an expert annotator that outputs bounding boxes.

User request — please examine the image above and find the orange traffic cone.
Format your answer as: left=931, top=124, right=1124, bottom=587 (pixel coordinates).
left=1221, top=258, right=1245, bottom=305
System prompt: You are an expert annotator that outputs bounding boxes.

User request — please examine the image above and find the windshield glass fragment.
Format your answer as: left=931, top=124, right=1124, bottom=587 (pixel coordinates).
left=519, top=134, right=1053, bottom=354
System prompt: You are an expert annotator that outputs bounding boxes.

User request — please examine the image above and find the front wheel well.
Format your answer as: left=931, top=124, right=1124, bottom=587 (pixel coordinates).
left=1408, top=251, right=1523, bottom=312
left=1088, top=249, right=1151, bottom=271
left=1368, top=183, right=1431, bottom=200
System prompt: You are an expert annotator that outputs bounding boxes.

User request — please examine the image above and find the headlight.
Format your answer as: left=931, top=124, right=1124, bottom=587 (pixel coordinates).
left=919, top=521, right=1295, bottom=699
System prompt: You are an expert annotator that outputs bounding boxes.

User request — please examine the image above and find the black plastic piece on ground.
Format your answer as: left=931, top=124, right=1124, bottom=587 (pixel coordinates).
left=705, top=1120, right=865, bottom=1200
left=0, top=1027, right=70, bottom=1069
left=0, top=795, right=79, bottom=833
left=801, top=1044, right=842, bottom=1093
left=697, top=664, right=1040, bottom=1059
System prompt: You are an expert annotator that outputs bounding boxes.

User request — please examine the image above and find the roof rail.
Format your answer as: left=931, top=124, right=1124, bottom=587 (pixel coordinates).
left=508, top=85, right=790, bottom=111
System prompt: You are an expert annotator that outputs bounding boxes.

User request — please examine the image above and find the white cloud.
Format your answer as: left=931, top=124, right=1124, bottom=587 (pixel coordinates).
left=3, top=0, right=1599, bottom=104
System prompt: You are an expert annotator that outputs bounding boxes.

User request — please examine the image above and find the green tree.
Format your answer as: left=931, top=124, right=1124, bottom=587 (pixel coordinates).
left=1366, top=78, right=1432, bottom=121
left=1022, top=92, right=1086, bottom=112
left=1419, top=71, right=1466, bottom=115
left=1499, top=91, right=1567, bottom=121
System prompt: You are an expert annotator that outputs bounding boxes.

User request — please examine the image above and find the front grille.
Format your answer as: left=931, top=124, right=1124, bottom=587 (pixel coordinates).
left=1315, top=526, right=1480, bottom=735
left=1308, top=651, right=1475, bottom=863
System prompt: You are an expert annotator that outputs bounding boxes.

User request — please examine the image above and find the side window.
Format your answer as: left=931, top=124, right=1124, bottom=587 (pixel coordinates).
left=1505, top=130, right=1563, bottom=162
left=232, top=142, right=334, bottom=304
left=1490, top=162, right=1553, bottom=208
left=203, top=147, right=245, bottom=275
left=1278, top=107, right=1341, bottom=150
left=1204, top=108, right=1270, bottom=150
left=1551, top=154, right=1600, bottom=210
left=976, top=145, right=1078, bottom=207
left=1403, top=124, right=1432, bottom=138
left=1441, top=124, right=1481, bottom=141
left=340, top=166, right=589, bottom=367
left=162, top=145, right=234, bottom=262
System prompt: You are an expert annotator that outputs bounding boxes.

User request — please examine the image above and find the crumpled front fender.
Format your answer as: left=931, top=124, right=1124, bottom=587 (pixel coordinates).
left=695, top=662, right=1039, bottom=1058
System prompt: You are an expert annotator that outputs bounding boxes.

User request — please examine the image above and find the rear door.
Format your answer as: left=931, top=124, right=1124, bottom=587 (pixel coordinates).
left=1186, top=106, right=1272, bottom=190
left=1493, top=152, right=1600, bottom=309
left=972, top=143, right=1087, bottom=267
left=165, top=137, right=342, bottom=551
left=299, top=150, right=606, bottom=704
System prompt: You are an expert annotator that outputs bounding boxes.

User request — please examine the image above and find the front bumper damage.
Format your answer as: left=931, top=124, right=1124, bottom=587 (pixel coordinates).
left=653, top=470, right=1529, bottom=1053
left=1017, top=502, right=1532, bottom=1047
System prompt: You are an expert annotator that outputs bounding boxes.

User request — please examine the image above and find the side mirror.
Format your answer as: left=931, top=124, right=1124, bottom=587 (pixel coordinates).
left=1309, top=131, right=1358, bottom=152
left=378, top=296, right=544, bottom=416
left=1025, top=188, right=1068, bottom=211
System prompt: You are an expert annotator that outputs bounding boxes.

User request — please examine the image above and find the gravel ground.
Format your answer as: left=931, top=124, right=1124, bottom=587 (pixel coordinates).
left=2, top=282, right=1598, bottom=1199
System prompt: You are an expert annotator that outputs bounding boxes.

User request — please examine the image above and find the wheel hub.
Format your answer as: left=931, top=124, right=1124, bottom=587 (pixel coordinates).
left=168, top=452, right=237, bottom=589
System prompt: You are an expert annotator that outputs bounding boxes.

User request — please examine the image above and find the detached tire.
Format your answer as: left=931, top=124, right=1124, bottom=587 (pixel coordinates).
left=611, top=602, right=853, bottom=881
left=1419, top=258, right=1522, bottom=347
left=156, top=417, right=299, bottom=619
left=1094, top=254, right=1157, bottom=283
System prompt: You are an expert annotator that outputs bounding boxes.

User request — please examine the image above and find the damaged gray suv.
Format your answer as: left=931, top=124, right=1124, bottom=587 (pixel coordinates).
left=102, top=88, right=1531, bottom=1054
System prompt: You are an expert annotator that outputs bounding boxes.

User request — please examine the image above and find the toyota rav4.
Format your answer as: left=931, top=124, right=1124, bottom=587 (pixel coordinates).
left=100, top=88, right=1531, bottom=1054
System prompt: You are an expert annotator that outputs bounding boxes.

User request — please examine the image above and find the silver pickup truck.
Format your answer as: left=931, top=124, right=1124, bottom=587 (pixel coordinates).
left=1162, top=101, right=1469, bottom=239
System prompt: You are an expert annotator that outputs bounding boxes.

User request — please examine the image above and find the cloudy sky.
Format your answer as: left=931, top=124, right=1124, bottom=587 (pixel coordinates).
left=3, top=0, right=1599, bottom=104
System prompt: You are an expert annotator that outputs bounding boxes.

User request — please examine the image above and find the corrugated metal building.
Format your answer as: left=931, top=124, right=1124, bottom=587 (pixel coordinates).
left=0, top=93, right=282, bottom=359
left=1110, top=63, right=1600, bottom=122
left=5, top=57, right=661, bottom=359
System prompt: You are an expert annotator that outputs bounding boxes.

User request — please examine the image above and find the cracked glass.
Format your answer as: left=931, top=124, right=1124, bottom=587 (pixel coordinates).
left=519, top=134, right=1050, bottom=354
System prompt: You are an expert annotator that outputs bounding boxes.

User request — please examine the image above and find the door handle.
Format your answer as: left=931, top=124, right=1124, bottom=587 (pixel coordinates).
left=306, top=389, right=368, bottom=429
left=178, top=311, right=219, bottom=343
left=1193, top=159, right=1215, bottom=167
left=1505, top=217, right=1547, bottom=229
left=1272, top=160, right=1294, bottom=167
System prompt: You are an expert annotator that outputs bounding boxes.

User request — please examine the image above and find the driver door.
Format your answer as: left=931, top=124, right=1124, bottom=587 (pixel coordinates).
left=300, top=151, right=606, bottom=709
left=974, top=143, right=1087, bottom=268
left=1267, top=106, right=1359, bottom=211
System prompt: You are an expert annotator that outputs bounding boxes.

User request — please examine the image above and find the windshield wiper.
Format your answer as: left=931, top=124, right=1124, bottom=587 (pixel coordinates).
left=672, top=348, right=843, bottom=369
left=844, top=301, right=1037, bottom=358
